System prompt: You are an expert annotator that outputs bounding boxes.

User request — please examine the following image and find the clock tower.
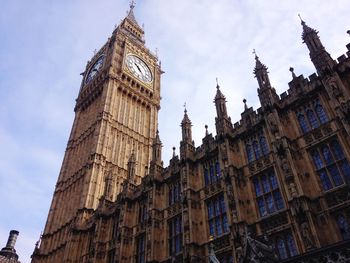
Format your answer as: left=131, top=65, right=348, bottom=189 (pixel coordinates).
left=32, top=3, right=162, bottom=262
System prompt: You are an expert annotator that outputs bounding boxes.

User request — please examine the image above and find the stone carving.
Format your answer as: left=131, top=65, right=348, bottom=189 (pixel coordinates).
left=301, top=222, right=316, bottom=249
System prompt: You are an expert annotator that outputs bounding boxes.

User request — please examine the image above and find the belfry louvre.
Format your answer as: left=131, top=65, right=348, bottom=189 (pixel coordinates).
left=31, top=4, right=350, bottom=263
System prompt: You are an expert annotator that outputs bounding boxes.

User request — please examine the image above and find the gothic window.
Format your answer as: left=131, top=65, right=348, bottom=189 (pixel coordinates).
left=260, top=136, right=269, bottom=155
left=315, top=103, right=328, bottom=124
left=207, top=194, right=229, bottom=237
left=138, top=202, right=148, bottom=224
left=136, top=234, right=145, bottom=263
left=169, top=181, right=181, bottom=206
left=203, top=161, right=221, bottom=186
left=336, top=214, right=350, bottom=240
left=253, top=141, right=262, bottom=159
left=310, top=139, right=350, bottom=191
left=168, top=215, right=182, bottom=256
left=253, top=170, right=284, bottom=217
left=274, top=231, right=298, bottom=260
left=246, top=144, right=254, bottom=163
left=245, top=134, right=269, bottom=163
left=111, top=217, right=119, bottom=239
left=296, top=100, right=329, bottom=134
left=298, top=114, right=309, bottom=133
left=307, top=109, right=319, bottom=129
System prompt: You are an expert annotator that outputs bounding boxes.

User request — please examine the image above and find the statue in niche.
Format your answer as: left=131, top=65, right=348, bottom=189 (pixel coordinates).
left=301, top=222, right=315, bottom=249
left=281, top=158, right=291, bottom=175
left=340, top=100, right=350, bottom=123
left=267, top=113, right=280, bottom=138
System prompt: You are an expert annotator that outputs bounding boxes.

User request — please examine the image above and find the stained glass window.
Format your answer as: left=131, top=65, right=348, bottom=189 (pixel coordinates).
left=204, top=162, right=221, bottom=185
left=310, top=139, right=350, bottom=191
left=168, top=215, right=182, bottom=255
left=246, top=144, right=254, bottom=163
left=307, top=109, right=319, bottom=129
left=315, top=104, right=328, bottom=124
left=275, top=232, right=298, bottom=259
left=298, top=114, right=309, bottom=133
left=207, top=195, right=228, bottom=237
left=336, top=214, right=350, bottom=240
left=136, top=235, right=145, bottom=263
left=169, top=181, right=181, bottom=206
left=253, top=170, right=284, bottom=217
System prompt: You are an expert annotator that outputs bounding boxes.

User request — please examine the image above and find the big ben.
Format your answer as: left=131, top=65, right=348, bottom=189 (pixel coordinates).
left=32, top=3, right=162, bottom=262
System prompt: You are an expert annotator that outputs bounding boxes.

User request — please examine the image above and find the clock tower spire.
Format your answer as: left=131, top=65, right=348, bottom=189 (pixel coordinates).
left=32, top=4, right=162, bottom=263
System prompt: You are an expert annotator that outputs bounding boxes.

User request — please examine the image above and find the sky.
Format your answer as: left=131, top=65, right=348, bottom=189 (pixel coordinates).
left=0, top=0, right=349, bottom=262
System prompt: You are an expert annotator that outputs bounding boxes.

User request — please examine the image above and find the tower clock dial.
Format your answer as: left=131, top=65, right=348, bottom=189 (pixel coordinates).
left=85, top=55, right=105, bottom=84
left=126, top=54, right=153, bottom=83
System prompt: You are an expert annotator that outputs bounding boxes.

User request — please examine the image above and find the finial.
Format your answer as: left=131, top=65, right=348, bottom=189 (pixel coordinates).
left=129, top=0, right=135, bottom=9
left=243, top=99, right=248, bottom=110
left=155, top=47, right=158, bottom=57
left=298, top=14, right=305, bottom=25
left=205, top=125, right=209, bottom=136
left=289, top=67, right=297, bottom=79
left=172, top=147, right=176, bottom=157
left=216, top=77, right=220, bottom=89
left=183, top=102, right=187, bottom=113
left=253, top=49, right=258, bottom=60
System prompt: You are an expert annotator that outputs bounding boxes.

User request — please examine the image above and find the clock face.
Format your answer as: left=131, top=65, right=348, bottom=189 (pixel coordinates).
left=85, top=55, right=105, bottom=84
left=126, top=55, right=153, bottom=83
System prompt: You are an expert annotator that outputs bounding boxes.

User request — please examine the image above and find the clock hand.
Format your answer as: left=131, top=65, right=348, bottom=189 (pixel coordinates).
left=134, top=63, right=142, bottom=73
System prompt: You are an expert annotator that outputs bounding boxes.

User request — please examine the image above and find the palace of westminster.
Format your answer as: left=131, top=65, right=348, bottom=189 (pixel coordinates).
left=3, top=3, right=348, bottom=263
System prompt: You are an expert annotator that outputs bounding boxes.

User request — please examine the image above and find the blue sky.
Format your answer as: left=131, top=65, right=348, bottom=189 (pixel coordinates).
left=0, top=0, right=349, bottom=262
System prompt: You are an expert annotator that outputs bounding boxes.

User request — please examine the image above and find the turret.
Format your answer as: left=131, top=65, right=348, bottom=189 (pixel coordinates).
left=214, top=81, right=233, bottom=135
left=299, top=15, right=335, bottom=76
left=0, top=230, right=20, bottom=261
left=151, top=130, right=162, bottom=166
left=253, top=52, right=279, bottom=108
left=180, top=108, right=195, bottom=159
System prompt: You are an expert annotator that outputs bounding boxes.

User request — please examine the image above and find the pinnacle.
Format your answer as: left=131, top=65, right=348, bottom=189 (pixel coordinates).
left=298, top=15, right=318, bottom=40
left=125, top=0, right=142, bottom=29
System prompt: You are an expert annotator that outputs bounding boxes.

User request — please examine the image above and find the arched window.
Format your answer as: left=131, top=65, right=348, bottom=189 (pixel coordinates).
left=315, top=104, right=328, bottom=124
left=311, top=151, right=323, bottom=170
left=276, top=237, right=288, bottom=259
left=331, top=140, right=344, bottom=160
left=253, top=141, right=262, bottom=159
left=246, top=144, right=254, bottom=163
left=286, top=233, right=298, bottom=257
left=337, top=214, right=350, bottom=240
left=298, top=114, right=309, bottom=133
left=322, top=146, right=334, bottom=165
left=307, top=109, right=319, bottom=129
left=215, top=162, right=221, bottom=178
left=260, top=136, right=269, bottom=155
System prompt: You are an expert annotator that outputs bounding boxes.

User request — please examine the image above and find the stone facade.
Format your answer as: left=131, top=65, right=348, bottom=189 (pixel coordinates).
left=32, top=5, right=350, bottom=263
